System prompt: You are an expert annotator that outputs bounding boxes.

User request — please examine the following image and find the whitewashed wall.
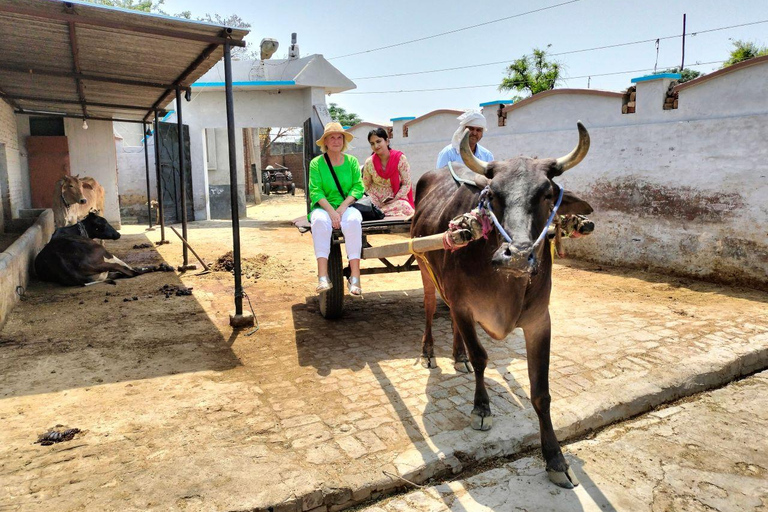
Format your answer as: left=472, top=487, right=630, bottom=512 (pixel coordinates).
left=353, top=59, right=768, bottom=289
left=115, top=122, right=156, bottom=220
left=63, top=119, right=121, bottom=227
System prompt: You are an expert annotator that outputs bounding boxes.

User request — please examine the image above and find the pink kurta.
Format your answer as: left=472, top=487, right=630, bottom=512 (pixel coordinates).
left=362, top=152, right=415, bottom=217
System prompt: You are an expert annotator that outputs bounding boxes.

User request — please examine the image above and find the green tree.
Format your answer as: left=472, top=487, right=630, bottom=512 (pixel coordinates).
left=328, top=103, right=362, bottom=128
left=722, top=40, right=768, bottom=68
left=499, top=47, right=561, bottom=97
left=83, top=0, right=162, bottom=10
left=655, top=67, right=702, bottom=83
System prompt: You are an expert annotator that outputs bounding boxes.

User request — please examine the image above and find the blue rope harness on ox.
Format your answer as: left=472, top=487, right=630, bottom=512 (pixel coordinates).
left=447, top=161, right=565, bottom=261
left=477, top=183, right=565, bottom=262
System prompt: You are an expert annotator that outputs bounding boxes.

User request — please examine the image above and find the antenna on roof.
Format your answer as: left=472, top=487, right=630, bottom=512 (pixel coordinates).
left=289, top=33, right=300, bottom=59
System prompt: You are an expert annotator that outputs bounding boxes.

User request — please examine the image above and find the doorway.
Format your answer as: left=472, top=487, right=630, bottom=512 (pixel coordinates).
left=156, top=121, right=194, bottom=224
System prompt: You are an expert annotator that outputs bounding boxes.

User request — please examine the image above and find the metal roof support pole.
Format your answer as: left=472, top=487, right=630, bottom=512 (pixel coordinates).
left=176, top=87, right=192, bottom=270
left=224, top=42, right=253, bottom=328
left=153, top=113, right=168, bottom=245
left=143, top=122, right=154, bottom=231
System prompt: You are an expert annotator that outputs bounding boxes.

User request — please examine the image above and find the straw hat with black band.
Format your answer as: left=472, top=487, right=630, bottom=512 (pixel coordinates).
left=316, top=122, right=354, bottom=152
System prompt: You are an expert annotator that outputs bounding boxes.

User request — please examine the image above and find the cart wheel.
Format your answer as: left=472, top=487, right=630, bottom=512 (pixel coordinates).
left=319, top=243, right=344, bottom=319
left=289, top=183, right=296, bottom=195
left=263, top=182, right=270, bottom=195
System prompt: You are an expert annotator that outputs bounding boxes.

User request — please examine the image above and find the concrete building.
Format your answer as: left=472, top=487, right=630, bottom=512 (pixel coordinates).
left=115, top=54, right=356, bottom=220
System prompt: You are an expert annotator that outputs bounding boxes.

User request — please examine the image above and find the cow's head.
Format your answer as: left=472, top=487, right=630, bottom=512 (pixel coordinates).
left=59, top=175, right=87, bottom=207
left=460, top=122, right=593, bottom=276
left=81, top=212, right=121, bottom=240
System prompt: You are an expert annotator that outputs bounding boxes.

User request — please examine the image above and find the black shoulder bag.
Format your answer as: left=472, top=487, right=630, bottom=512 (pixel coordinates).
left=323, top=153, right=385, bottom=221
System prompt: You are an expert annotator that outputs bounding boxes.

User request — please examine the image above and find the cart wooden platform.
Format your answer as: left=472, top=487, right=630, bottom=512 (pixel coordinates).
left=293, top=215, right=420, bottom=318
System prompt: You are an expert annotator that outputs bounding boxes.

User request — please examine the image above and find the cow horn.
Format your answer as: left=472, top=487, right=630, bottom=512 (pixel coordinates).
left=459, top=128, right=489, bottom=175
left=555, top=121, right=590, bottom=172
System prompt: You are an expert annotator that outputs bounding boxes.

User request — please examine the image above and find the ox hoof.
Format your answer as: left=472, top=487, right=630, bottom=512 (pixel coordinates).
left=470, top=413, right=492, bottom=431
left=547, top=467, right=580, bottom=489
left=454, top=360, right=473, bottom=373
left=420, top=356, right=437, bottom=369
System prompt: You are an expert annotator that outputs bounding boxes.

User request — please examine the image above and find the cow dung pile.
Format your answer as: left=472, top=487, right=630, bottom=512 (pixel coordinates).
left=159, top=284, right=193, bottom=297
left=212, top=251, right=287, bottom=281
left=36, top=427, right=80, bottom=446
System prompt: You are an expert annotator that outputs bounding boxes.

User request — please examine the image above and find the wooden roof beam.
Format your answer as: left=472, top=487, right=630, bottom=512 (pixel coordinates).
left=68, top=21, right=88, bottom=119
left=0, top=64, right=192, bottom=92
left=2, top=93, right=156, bottom=111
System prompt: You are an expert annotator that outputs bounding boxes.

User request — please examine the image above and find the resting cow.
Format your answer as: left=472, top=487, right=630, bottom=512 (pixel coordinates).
left=36, top=215, right=141, bottom=286
left=51, top=212, right=120, bottom=241
left=52, top=175, right=87, bottom=228
left=411, top=122, right=593, bottom=489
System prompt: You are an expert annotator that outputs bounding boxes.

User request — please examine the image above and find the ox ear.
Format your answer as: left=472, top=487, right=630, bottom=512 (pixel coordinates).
left=554, top=184, right=593, bottom=215
left=82, top=181, right=93, bottom=190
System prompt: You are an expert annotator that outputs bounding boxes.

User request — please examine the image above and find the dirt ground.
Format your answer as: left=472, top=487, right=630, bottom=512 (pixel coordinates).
left=1, top=193, right=766, bottom=511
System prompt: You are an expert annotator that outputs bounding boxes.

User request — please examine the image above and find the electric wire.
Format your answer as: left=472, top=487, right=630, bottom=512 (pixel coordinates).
left=328, top=0, right=581, bottom=60
left=339, top=60, right=723, bottom=95
left=349, top=19, right=768, bottom=81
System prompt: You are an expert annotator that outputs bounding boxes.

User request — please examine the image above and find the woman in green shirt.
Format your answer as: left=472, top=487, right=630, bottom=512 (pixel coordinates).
left=308, top=122, right=365, bottom=296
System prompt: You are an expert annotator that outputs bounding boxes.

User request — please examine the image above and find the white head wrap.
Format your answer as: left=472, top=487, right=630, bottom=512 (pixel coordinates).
left=451, top=110, right=488, bottom=151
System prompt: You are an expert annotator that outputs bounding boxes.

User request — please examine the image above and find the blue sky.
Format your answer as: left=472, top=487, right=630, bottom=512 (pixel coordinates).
left=164, top=0, right=767, bottom=125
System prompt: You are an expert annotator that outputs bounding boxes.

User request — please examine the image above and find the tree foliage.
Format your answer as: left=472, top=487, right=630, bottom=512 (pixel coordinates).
left=655, top=67, right=702, bottom=83
left=499, top=47, right=561, bottom=97
left=82, top=0, right=161, bottom=11
left=328, top=103, right=362, bottom=128
left=722, top=40, right=768, bottom=68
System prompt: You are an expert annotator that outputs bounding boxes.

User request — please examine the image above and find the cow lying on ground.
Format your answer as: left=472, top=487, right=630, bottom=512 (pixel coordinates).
left=411, top=123, right=593, bottom=489
left=51, top=212, right=120, bottom=241
left=52, top=175, right=87, bottom=228
left=36, top=215, right=143, bottom=286
left=52, top=175, right=107, bottom=228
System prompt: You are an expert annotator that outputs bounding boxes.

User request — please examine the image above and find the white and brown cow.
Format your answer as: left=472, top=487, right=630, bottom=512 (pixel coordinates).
left=52, top=175, right=107, bottom=228
left=52, top=175, right=87, bottom=228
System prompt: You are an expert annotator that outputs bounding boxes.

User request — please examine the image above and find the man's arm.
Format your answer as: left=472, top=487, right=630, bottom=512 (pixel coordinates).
left=436, top=146, right=452, bottom=169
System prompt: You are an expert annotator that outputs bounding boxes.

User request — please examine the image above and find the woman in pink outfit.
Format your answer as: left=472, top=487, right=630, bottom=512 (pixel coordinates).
left=361, top=127, right=415, bottom=217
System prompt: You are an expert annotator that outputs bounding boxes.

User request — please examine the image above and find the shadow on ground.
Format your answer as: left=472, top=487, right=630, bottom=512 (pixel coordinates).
left=0, top=231, right=241, bottom=399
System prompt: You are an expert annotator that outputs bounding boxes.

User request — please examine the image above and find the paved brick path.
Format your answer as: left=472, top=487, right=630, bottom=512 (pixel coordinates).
left=361, top=370, right=768, bottom=512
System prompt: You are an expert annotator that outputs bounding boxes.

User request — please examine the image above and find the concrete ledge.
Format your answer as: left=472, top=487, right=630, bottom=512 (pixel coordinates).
left=0, top=209, right=54, bottom=328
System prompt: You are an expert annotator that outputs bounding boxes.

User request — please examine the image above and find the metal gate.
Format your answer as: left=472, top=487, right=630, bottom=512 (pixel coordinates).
left=157, top=121, right=194, bottom=223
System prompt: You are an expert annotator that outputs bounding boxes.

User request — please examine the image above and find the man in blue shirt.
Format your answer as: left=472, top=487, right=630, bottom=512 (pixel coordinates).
left=436, top=111, right=494, bottom=169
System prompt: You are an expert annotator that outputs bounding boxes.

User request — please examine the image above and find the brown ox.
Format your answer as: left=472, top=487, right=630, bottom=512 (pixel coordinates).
left=52, top=175, right=87, bottom=228
left=411, top=123, right=593, bottom=488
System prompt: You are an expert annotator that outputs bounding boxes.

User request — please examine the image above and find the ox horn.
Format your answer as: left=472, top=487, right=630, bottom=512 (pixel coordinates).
left=555, top=121, right=590, bottom=173
left=459, top=128, right=489, bottom=175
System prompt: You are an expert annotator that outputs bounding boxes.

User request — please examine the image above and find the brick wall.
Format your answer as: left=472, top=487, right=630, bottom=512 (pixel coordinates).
left=0, top=101, right=24, bottom=228
left=263, top=153, right=305, bottom=189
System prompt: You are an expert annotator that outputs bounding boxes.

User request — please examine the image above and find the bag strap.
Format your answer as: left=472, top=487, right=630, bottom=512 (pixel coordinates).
left=323, top=153, right=347, bottom=198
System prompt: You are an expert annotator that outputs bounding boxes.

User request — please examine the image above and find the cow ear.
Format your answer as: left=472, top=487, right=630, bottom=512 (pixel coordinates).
left=554, top=184, right=593, bottom=215
left=82, top=182, right=93, bottom=190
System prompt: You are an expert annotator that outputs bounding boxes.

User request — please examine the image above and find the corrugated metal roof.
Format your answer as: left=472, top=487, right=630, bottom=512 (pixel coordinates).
left=0, top=0, right=249, bottom=123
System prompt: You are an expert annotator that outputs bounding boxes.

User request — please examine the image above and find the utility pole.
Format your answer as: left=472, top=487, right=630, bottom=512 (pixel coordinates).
left=681, top=13, right=687, bottom=71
